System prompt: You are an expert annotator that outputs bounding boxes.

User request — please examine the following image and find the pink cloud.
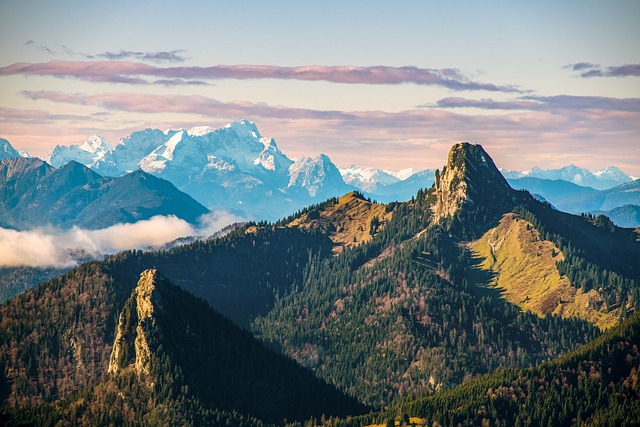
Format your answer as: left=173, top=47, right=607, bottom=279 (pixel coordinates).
left=434, top=96, right=640, bottom=112
left=7, top=90, right=640, bottom=175
left=0, top=60, right=521, bottom=92
left=566, top=62, right=640, bottom=78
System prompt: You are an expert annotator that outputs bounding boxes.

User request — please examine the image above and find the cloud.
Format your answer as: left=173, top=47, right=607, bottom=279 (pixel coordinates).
left=0, top=106, right=100, bottom=123
left=433, top=95, right=640, bottom=112
left=0, top=212, right=242, bottom=268
left=566, top=62, right=640, bottom=78
left=24, top=41, right=187, bottom=64
left=1, top=60, right=522, bottom=91
left=9, top=89, right=640, bottom=175
left=21, top=90, right=356, bottom=121
left=95, top=49, right=188, bottom=63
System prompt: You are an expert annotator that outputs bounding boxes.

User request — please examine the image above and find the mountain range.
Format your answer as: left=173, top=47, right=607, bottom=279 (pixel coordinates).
left=47, top=121, right=355, bottom=221
left=3, top=122, right=635, bottom=225
left=2, top=142, right=638, bottom=425
left=501, top=164, right=633, bottom=190
left=508, top=176, right=640, bottom=226
left=0, top=157, right=209, bottom=230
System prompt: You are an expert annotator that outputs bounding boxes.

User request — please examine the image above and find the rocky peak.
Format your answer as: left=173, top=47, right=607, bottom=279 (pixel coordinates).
left=108, top=269, right=165, bottom=377
left=0, top=156, right=52, bottom=183
left=433, top=143, right=517, bottom=225
left=0, top=137, right=22, bottom=160
left=288, top=154, right=347, bottom=198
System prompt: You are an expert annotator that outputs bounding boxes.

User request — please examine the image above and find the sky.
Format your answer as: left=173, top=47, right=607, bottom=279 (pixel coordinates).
left=1, top=0, right=639, bottom=175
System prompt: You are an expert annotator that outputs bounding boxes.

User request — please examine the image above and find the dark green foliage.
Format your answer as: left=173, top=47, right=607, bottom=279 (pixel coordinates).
left=0, top=262, right=125, bottom=408
left=369, top=216, right=380, bottom=235
left=344, top=312, right=640, bottom=427
left=0, top=218, right=337, bottom=423
left=2, top=142, right=638, bottom=424
left=0, top=266, right=67, bottom=303
left=0, top=270, right=365, bottom=426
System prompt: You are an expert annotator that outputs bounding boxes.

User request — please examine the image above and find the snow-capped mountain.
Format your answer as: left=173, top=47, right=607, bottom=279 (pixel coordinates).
left=139, top=121, right=293, bottom=180
left=338, top=165, right=401, bottom=193
left=39, top=121, right=359, bottom=221
left=499, top=165, right=632, bottom=190
left=289, top=155, right=353, bottom=198
left=47, top=135, right=114, bottom=168
left=92, top=129, right=173, bottom=176
left=594, top=166, right=633, bottom=185
left=0, top=138, right=24, bottom=160
left=337, top=164, right=435, bottom=202
left=386, top=167, right=419, bottom=181
left=35, top=123, right=636, bottom=220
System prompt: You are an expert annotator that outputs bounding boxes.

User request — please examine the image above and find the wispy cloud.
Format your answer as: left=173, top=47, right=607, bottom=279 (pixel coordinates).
left=24, top=40, right=188, bottom=64
left=95, top=49, right=188, bottom=63
left=433, top=95, right=640, bottom=112
left=21, top=90, right=355, bottom=120
left=565, top=62, right=640, bottom=78
left=1, top=60, right=522, bottom=91
left=0, top=106, right=101, bottom=123
left=0, top=212, right=241, bottom=268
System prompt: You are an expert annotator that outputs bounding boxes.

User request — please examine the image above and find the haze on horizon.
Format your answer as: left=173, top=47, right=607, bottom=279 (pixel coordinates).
left=0, top=0, right=639, bottom=175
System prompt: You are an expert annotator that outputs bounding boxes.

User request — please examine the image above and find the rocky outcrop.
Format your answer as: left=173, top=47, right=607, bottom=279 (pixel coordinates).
left=108, top=269, right=164, bottom=377
left=432, top=143, right=524, bottom=233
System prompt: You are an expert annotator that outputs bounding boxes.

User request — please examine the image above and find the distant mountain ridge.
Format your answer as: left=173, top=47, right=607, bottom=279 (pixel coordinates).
left=41, top=121, right=356, bottom=221
left=0, top=138, right=24, bottom=160
left=508, top=176, right=640, bottom=227
left=1, top=128, right=635, bottom=221
left=0, top=157, right=209, bottom=230
left=501, top=164, right=632, bottom=190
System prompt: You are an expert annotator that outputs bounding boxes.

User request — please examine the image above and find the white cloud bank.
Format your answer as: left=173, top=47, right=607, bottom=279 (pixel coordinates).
left=0, top=212, right=242, bottom=268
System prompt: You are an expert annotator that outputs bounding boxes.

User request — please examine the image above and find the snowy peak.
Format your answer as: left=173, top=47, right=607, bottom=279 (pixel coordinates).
left=136, top=121, right=292, bottom=177
left=502, top=164, right=632, bottom=190
left=47, top=135, right=114, bottom=168
left=79, top=135, right=115, bottom=154
left=338, top=165, right=400, bottom=193
left=0, top=138, right=22, bottom=160
left=225, top=119, right=261, bottom=139
left=385, top=167, right=418, bottom=181
left=289, top=154, right=348, bottom=198
left=594, top=166, right=629, bottom=181
left=186, top=126, right=216, bottom=137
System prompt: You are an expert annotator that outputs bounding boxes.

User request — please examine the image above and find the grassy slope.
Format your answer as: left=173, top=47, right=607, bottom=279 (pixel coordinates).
left=288, top=192, right=392, bottom=254
left=468, top=213, right=619, bottom=329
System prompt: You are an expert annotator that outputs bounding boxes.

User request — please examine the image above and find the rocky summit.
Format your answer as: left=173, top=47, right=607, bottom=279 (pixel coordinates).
left=433, top=142, right=525, bottom=234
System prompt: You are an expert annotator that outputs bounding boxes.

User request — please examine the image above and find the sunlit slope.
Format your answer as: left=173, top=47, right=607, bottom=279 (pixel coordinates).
left=288, top=191, right=393, bottom=254
left=469, top=213, right=619, bottom=329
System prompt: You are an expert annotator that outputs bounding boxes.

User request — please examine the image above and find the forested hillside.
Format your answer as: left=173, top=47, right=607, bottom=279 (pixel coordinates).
left=0, top=270, right=365, bottom=426
left=339, top=311, right=640, bottom=427
left=254, top=187, right=601, bottom=406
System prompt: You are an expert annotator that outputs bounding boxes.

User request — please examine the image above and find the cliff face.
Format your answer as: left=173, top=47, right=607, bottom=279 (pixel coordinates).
left=432, top=143, right=523, bottom=232
left=108, top=269, right=163, bottom=378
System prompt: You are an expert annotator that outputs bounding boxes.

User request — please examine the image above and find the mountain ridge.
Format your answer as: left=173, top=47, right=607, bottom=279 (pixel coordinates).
left=0, top=156, right=209, bottom=230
